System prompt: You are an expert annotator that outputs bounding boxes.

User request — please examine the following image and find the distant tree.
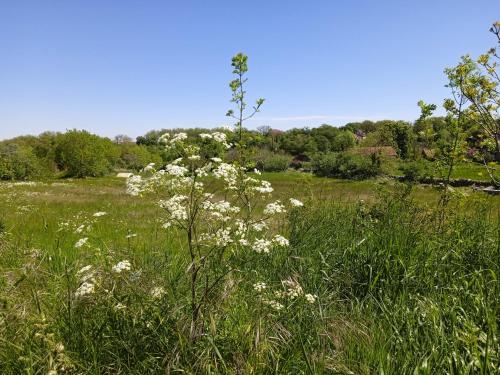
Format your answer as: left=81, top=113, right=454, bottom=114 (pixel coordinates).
left=114, top=134, right=133, bottom=144
left=226, top=53, right=265, bottom=146
left=330, top=131, right=356, bottom=151
left=257, top=125, right=272, bottom=136
left=0, top=143, right=45, bottom=180
left=445, top=22, right=500, bottom=161
left=118, top=143, right=162, bottom=171
left=343, top=120, right=378, bottom=134
left=55, top=130, right=119, bottom=177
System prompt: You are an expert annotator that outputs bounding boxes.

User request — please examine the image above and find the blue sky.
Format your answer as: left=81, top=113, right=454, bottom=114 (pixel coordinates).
left=0, top=0, right=498, bottom=140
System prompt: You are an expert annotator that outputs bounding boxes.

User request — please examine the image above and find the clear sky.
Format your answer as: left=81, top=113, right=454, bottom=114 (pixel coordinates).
left=1, top=0, right=498, bottom=140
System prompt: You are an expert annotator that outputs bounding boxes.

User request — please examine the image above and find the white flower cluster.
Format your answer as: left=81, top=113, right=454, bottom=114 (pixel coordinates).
left=253, top=279, right=317, bottom=310
left=127, top=175, right=143, bottom=196
left=159, top=195, right=188, bottom=227
left=254, top=180, right=273, bottom=194
left=199, top=132, right=231, bottom=148
left=281, top=279, right=303, bottom=299
left=75, top=264, right=96, bottom=298
left=75, top=282, right=95, bottom=298
left=253, top=282, right=267, bottom=292
left=305, top=293, right=317, bottom=304
left=150, top=286, right=166, bottom=299
left=262, top=299, right=284, bottom=311
left=278, top=279, right=317, bottom=304
left=273, top=235, right=289, bottom=247
left=112, top=260, right=132, bottom=273
left=122, top=132, right=312, bottom=315
left=93, top=211, right=107, bottom=217
left=263, top=201, right=286, bottom=215
left=77, top=265, right=94, bottom=282
left=165, top=164, right=188, bottom=177
left=74, top=237, right=88, bottom=248
left=214, top=228, right=233, bottom=247
left=252, top=238, right=272, bottom=253
left=201, top=199, right=240, bottom=221
left=213, top=163, right=239, bottom=189
left=159, top=132, right=188, bottom=149
left=289, top=198, right=303, bottom=207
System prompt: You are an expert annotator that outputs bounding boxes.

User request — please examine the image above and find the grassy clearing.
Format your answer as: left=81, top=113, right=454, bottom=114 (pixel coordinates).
left=0, top=174, right=499, bottom=373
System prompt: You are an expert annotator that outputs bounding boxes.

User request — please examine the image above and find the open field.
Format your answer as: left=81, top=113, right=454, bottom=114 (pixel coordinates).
left=1, top=172, right=499, bottom=250
left=1, top=173, right=499, bottom=373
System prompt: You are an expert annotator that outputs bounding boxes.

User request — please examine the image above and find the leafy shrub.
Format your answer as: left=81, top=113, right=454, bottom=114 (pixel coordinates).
left=0, top=143, right=47, bottom=180
left=118, top=143, right=163, bottom=171
left=312, top=152, right=381, bottom=179
left=55, top=130, right=120, bottom=177
left=398, top=160, right=434, bottom=181
left=255, top=150, right=291, bottom=172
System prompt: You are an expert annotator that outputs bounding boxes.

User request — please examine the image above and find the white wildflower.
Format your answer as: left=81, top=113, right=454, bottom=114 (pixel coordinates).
left=214, top=228, right=233, bottom=247
left=151, top=286, right=166, bottom=299
left=171, top=132, right=187, bottom=143
left=114, top=303, right=126, bottom=310
left=77, top=265, right=93, bottom=274
left=74, top=237, right=88, bottom=248
left=93, top=211, right=107, bottom=217
left=75, top=281, right=94, bottom=298
left=289, top=198, right=304, bottom=207
left=305, top=293, right=317, bottom=304
left=254, top=180, right=273, bottom=194
left=273, top=235, right=289, bottom=247
left=211, top=157, right=222, bottom=163
left=252, top=222, right=267, bottom=232
left=202, top=200, right=240, bottom=214
left=213, top=163, right=239, bottom=189
left=282, top=280, right=303, bottom=299
left=263, top=299, right=284, bottom=311
left=159, top=195, right=188, bottom=221
left=195, top=165, right=210, bottom=177
left=158, top=133, right=170, bottom=143
left=165, top=164, right=188, bottom=177
left=254, top=168, right=262, bottom=175
left=112, top=260, right=131, bottom=273
left=126, top=175, right=143, bottom=196
left=207, top=132, right=230, bottom=148
left=263, top=201, right=285, bottom=215
left=253, top=282, right=267, bottom=292
left=253, top=239, right=272, bottom=254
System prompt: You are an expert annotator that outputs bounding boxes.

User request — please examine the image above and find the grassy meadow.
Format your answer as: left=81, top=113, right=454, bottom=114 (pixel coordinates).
left=0, top=173, right=499, bottom=374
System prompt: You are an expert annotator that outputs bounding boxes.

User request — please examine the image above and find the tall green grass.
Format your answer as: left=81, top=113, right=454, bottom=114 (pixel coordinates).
left=0, top=180, right=499, bottom=373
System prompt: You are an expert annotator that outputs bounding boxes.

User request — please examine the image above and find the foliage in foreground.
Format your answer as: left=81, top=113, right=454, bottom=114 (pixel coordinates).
left=0, top=186, right=499, bottom=374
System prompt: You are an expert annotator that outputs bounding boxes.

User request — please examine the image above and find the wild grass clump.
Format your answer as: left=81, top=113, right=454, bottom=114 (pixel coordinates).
left=0, top=182, right=498, bottom=373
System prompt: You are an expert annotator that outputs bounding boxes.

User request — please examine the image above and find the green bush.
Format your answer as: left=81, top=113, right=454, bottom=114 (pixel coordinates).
left=118, top=143, right=163, bottom=171
left=398, top=160, right=434, bottom=181
left=55, top=130, right=119, bottom=177
left=255, top=150, right=291, bottom=172
left=312, top=152, right=381, bottom=179
left=0, top=143, right=47, bottom=180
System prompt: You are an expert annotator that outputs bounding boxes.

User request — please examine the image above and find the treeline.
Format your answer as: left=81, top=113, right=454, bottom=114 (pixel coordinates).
left=0, top=116, right=494, bottom=180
